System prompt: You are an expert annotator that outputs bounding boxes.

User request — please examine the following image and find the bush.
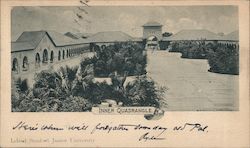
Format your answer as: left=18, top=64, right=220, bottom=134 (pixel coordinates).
left=15, top=78, right=29, bottom=92
left=125, top=75, right=166, bottom=108
left=181, top=41, right=207, bottom=59
left=207, top=44, right=239, bottom=75
left=169, top=41, right=181, bottom=52
left=92, top=42, right=147, bottom=77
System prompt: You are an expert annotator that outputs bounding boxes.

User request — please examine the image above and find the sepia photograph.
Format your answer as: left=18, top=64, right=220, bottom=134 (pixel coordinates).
left=11, top=5, right=239, bottom=112
left=1, top=0, right=249, bottom=147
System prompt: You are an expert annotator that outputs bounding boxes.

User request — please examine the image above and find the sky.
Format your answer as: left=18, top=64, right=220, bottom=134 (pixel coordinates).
left=11, top=6, right=238, bottom=41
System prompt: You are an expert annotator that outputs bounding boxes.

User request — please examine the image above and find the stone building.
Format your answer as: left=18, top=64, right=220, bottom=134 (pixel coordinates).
left=86, top=31, right=142, bottom=50
left=11, top=30, right=90, bottom=74
left=142, top=21, right=163, bottom=50
left=163, top=29, right=239, bottom=50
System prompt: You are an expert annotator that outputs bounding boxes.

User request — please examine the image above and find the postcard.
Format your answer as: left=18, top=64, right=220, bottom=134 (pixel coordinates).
left=0, top=0, right=249, bottom=147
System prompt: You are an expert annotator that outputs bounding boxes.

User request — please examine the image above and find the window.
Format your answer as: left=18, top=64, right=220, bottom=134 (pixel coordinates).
left=23, top=56, right=28, bottom=71
left=43, top=49, right=48, bottom=63
left=12, top=58, right=18, bottom=72
left=58, top=51, right=61, bottom=61
left=35, top=53, right=40, bottom=64
left=63, top=50, right=65, bottom=59
left=50, top=51, right=54, bottom=62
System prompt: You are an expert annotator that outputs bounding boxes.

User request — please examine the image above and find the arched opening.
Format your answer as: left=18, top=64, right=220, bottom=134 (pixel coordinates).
left=12, top=58, right=18, bottom=72
left=63, top=50, right=65, bottom=59
left=42, top=49, right=48, bottom=63
left=67, top=50, right=69, bottom=58
left=90, top=43, right=95, bottom=52
left=22, top=56, right=29, bottom=71
left=146, top=36, right=159, bottom=50
left=35, top=53, right=40, bottom=67
left=35, top=53, right=40, bottom=63
left=101, top=45, right=106, bottom=50
left=50, top=51, right=54, bottom=62
left=58, top=51, right=61, bottom=61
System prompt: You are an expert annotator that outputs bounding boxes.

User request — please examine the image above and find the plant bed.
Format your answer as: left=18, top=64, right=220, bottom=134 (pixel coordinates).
left=90, top=42, right=147, bottom=77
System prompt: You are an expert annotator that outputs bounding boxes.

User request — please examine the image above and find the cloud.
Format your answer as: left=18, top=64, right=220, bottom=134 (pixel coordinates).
left=163, top=17, right=203, bottom=33
left=117, top=13, right=142, bottom=37
left=178, top=18, right=202, bottom=29
left=12, top=6, right=239, bottom=39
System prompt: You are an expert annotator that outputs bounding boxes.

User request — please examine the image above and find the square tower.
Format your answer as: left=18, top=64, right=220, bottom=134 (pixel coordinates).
left=142, top=21, right=163, bottom=40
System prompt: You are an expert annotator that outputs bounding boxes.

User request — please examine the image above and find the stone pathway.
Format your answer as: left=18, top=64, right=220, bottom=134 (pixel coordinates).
left=146, top=50, right=239, bottom=111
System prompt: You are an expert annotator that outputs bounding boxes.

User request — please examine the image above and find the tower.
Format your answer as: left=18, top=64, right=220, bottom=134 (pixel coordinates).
left=142, top=21, right=163, bottom=40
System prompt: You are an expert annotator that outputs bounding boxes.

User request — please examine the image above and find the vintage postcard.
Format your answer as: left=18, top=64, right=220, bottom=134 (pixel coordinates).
left=0, top=0, right=249, bottom=147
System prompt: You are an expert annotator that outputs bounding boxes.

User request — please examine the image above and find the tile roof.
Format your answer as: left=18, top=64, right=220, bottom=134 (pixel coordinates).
left=11, top=41, right=37, bottom=52
left=12, top=30, right=89, bottom=52
left=143, top=21, right=162, bottom=27
left=86, top=31, right=140, bottom=43
left=12, top=31, right=47, bottom=52
left=46, top=30, right=89, bottom=46
left=163, top=29, right=222, bottom=41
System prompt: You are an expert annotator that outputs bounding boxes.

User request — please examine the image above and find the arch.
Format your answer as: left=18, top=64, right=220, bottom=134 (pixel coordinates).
left=12, top=58, right=18, bottom=72
left=58, top=50, right=61, bottom=61
left=146, top=35, right=159, bottom=50
left=35, top=53, right=40, bottom=64
left=23, top=56, right=28, bottom=70
left=63, top=50, right=65, bottom=59
left=101, top=45, right=106, bottom=50
left=147, top=36, right=158, bottom=41
left=42, top=49, right=48, bottom=63
left=50, top=51, right=54, bottom=62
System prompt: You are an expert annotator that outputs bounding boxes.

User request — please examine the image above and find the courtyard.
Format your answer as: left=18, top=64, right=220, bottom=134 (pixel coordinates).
left=147, top=50, right=239, bottom=111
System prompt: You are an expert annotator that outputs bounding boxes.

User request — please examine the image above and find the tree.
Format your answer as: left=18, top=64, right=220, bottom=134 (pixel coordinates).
left=125, top=75, right=166, bottom=107
left=207, top=44, right=239, bottom=75
left=162, top=32, right=173, bottom=37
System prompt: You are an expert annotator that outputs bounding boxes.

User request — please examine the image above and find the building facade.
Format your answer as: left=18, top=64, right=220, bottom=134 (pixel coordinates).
left=11, top=31, right=90, bottom=75
left=142, top=21, right=163, bottom=40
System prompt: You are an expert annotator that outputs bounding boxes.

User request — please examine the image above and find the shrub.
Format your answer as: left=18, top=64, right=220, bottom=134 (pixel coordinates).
left=181, top=40, right=207, bottom=59
left=207, top=44, right=239, bottom=75
left=125, top=75, right=166, bottom=108
left=93, top=42, right=147, bottom=77
left=15, top=78, right=29, bottom=92
left=169, top=41, right=180, bottom=52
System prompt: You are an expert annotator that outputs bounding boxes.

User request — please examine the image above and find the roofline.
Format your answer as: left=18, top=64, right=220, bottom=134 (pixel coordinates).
left=12, top=31, right=90, bottom=52
left=12, top=31, right=47, bottom=52
left=142, top=25, right=163, bottom=27
left=11, top=48, right=34, bottom=53
left=88, top=40, right=141, bottom=44
left=162, top=39, right=239, bottom=42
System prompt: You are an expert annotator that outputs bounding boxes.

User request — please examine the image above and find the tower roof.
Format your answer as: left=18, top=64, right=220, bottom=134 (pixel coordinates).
left=143, top=21, right=162, bottom=27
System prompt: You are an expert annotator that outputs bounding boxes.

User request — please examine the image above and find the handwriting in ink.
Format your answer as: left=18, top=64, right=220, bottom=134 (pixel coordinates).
left=173, top=123, right=208, bottom=132
left=12, top=121, right=39, bottom=131
left=91, top=123, right=135, bottom=134
left=41, top=124, right=64, bottom=131
left=68, top=124, right=89, bottom=131
left=139, top=132, right=165, bottom=142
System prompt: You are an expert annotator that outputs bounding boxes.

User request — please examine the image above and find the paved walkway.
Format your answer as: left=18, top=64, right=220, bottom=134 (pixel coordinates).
left=146, top=50, right=239, bottom=111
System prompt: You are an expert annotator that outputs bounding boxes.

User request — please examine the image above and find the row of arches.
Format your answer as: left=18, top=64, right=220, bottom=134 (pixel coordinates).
left=58, top=49, right=69, bottom=61
left=12, top=46, right=88, bottom=73
left=35, top=49, right=53, bottom=65
left=12, top=56, right=29, bottom=72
